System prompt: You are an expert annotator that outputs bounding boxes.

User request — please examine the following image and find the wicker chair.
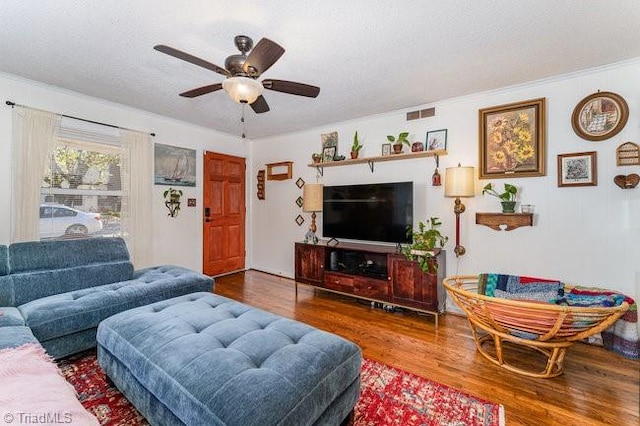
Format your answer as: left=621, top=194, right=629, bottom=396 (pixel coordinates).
left=443, top=275, right=629, bottom=378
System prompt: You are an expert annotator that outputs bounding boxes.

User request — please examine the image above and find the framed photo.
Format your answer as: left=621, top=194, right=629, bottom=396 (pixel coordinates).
left=322, top=146, right=336, bottom=162
left=479, top=97, right=546, bottom=179
left=411, top=142, right=424, bottom=152
left=381, top=143, right=391, bottom=156
left=571, top=91, right=628, bottom=141
left=557, top=151, right=597, bottom=187
left=154, top=143, right=196, bottom=186
left=321, top=131, right=338, bottom=151
left=426, top=129, right=447, bottom=151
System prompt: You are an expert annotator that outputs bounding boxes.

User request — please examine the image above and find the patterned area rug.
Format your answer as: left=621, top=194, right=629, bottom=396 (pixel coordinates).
left=58, top=351, right=147, bottom=426
left=58, top=351, right=504, bottom=426
left=357, top=359, right=504, bottom=426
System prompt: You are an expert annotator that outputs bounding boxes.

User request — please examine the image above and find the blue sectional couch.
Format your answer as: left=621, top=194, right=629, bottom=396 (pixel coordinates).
left=0, top=237, right=213, bottom=358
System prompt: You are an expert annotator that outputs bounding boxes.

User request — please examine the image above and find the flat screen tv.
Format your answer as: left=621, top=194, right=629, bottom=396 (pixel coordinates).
left=322, top=181, right=413, bottom=244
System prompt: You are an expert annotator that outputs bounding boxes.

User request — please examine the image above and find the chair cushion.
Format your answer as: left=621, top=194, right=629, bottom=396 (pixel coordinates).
left=19, top=266, right=213, bottom=342
left=97, top=292, right=362, bottom=426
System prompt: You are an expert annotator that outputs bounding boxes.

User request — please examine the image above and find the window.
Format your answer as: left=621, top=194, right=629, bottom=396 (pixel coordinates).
left=40, top=121, right=126, bottom=240
left=12, top=106, right=152, bottom=266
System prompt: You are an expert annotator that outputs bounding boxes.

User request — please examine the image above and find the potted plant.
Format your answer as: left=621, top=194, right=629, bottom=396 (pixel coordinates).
left=482, top=182, right=518, bottom=213
left=402, top=217, right=448, bottom=274
left=387, top=132, right=410, bottom=154
left=311, top=153, right=322, bottom=164
left=163, top=187, right=183, bottom=217
left=350, top=131, right=363, bottom=159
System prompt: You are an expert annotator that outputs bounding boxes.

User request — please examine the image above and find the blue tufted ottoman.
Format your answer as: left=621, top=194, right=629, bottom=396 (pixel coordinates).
left=96, top=292, right=362, bottom=426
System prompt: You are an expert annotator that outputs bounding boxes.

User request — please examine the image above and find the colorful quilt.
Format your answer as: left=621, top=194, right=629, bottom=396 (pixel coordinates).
left=478, top=273, right=639, bottom=359
left=562, top=286, right=639, bottom=359
left=478, top=273, right=564, bottom=302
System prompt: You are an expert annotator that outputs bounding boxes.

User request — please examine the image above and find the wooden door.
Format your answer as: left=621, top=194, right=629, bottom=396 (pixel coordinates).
left=203, top=152, right=246, bottom=276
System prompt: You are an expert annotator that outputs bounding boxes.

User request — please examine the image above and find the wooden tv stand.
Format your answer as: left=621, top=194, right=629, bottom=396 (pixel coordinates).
left=294, top=241, right=446, bottom=327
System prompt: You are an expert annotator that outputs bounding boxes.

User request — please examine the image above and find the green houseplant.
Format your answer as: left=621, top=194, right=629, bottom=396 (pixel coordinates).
left=163, top=187, right=183, bottom=217
left=482, top=182, right=518, bottom=213
left=402, top=217, right=448, bottom=274
left=311, top=152, right=322, bottom=164
left=350, top=131, right=363, bottom=159
left=387, top=132, right=410, bottom=154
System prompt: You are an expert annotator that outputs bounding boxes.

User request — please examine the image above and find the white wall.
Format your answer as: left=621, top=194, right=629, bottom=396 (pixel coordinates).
left=250, top=59, right=640, bottom=303
left=1, top=59, right=638, bottom=301
left=0, top=72, right=249, bottom=272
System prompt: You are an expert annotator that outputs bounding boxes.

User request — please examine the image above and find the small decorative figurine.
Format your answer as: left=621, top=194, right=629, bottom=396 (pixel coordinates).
left=432, top=154, right=442, bottom=186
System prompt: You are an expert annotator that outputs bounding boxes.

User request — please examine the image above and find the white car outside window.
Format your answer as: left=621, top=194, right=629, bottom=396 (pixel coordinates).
left=39, top=205, right=103, bottom=239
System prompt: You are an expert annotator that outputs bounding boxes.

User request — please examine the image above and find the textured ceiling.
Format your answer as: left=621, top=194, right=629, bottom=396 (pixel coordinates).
left=1, top=1, right=639, bottom=139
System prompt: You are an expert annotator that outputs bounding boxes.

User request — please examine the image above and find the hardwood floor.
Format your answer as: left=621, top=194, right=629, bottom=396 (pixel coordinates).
left=214, top=270, right=639, bottom=426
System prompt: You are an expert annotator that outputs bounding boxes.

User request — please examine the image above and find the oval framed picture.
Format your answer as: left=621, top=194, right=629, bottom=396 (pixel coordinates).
left=571, top=91, right=628, bottom=141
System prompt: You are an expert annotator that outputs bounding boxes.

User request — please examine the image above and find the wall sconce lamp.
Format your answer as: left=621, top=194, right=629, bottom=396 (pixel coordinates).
left=444, top=164, right=475, bottom=257
left=302, top=183, right=323, bottom=244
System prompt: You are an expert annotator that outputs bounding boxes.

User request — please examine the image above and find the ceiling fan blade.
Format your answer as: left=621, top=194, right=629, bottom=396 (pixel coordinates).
left=179, top=83, right=223, bottom=98
left=154, top=45, right=230, bottom=77
left=250, top=95, right=270, bottom=113
left=243, top=38, right=285, bottom=76
left=262, top=79, right=320, bottom=98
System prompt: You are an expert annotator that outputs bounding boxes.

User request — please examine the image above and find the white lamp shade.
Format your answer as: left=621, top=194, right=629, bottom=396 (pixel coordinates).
left=444, top=166, right=475, bottom=197
left=222, top=76, right=264, bottom=104
left=303, top=184, right=323, bottom=212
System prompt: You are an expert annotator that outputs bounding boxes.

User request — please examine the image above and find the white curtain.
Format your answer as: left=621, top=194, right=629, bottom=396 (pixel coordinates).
left=11, top=107, right=60, bottom=242
left=120, top=129, right=153, bottom=268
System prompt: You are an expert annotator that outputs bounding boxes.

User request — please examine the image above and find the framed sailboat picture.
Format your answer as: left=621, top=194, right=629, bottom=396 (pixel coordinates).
left=154, top=143, right=197, bottom=187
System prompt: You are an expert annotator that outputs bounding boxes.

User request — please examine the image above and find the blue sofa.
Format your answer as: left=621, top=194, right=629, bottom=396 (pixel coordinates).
left=0, top=237, right=213, bottom=358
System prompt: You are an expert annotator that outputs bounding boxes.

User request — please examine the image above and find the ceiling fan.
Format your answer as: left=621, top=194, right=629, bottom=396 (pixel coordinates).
left=154, top=35, right=320, bottom=113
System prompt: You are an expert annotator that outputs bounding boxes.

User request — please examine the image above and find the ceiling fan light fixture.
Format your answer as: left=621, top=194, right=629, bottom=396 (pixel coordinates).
left=222, top=76, right=263, bottom=104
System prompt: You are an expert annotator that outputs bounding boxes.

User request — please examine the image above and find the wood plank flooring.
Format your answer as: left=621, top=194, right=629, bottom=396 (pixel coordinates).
left=213, top=270, right=639, bottom=426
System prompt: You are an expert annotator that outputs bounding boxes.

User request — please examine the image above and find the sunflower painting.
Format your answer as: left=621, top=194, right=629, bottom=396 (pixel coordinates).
left=479, top=98, right=546, bottom=179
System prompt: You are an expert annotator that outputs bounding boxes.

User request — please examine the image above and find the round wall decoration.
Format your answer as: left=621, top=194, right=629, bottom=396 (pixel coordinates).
left=571, top=91, right=628, bottom=141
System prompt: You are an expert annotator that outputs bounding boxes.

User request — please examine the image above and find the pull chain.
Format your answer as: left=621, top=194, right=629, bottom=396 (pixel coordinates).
left=240, top=103, right=246, bottom=139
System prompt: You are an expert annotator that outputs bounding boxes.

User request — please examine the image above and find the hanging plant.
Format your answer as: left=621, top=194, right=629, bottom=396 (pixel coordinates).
left=163, top=187, right=183, bottom=217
